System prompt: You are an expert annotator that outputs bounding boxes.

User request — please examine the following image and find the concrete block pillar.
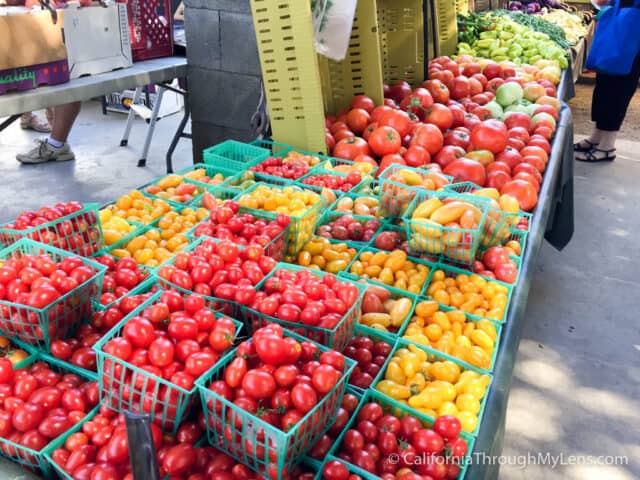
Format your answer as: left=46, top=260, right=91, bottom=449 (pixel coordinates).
left=184, top=0, right=262, bottom=161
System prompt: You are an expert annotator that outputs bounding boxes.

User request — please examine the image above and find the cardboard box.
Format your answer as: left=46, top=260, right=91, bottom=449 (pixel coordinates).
left=0, top=7, right=69, bottom=94
left=61, top=3, right=133, bottom=79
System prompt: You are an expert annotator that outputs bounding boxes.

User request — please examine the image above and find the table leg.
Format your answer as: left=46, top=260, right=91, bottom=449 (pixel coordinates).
left=0, top=114, right=20, bottom=132
left=165, top=87, right=191, bottom=174
left=121, top=87, right=142, bottom=147
left=137, top=86, right=165, bottom=167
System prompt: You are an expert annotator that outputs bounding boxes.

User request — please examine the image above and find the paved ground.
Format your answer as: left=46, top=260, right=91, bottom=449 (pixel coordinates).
left=0, top=85, right=639, bottom=479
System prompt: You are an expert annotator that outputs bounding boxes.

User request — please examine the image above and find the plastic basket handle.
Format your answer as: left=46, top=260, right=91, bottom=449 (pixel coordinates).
left=125, top=411, right=161, bottom=480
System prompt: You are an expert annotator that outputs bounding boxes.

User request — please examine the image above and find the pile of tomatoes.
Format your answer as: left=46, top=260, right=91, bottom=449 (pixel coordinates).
left=95, top=256, right=150, bottom=307
left=49, top=291, right=155, bottom=372
left=325, top=56, right=559, bottom=212
left=99, top=291, right=238, bottom=426
left=300, top=172, right=363, bottom=193
left=0, top=252, right=100, bottom=343
left=0, top=359, right=99, bottom=466
left=332, top=402, right=468, bottom=480
left=344, top=335, right=393, bottom=390
left=49, top=412, right=207, bottom=479
left=157, top=239, right=276, bottom=303
left=248, top=268, right=361, bottom=333
left=0, top=202, right=101, bottom=256
left=190, top=203, right=290, bottom=258
left=251, top=156, right=312, bottom=180
left=203, top=325, right=350, bottom=473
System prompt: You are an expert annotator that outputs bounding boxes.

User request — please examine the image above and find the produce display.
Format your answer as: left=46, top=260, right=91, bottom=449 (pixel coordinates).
left=540, top=9, right=589, bottom=45
left=0, top=8, right=573, bottom=474
left=375, top=342, right=491, bottom=434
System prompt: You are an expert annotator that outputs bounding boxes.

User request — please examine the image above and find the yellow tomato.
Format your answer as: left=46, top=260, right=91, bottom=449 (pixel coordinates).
left=376, top=380, right=411, bottom=400
left=456, top=393, right=481, bottom=414
left=457, top=411, right=478, bottom=433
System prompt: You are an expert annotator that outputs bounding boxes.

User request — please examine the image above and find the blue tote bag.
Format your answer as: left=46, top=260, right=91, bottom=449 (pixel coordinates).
left=586, top=0, right=640, bottom=75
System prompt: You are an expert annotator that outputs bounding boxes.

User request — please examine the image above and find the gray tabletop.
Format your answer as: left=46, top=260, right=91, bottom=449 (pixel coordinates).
left=0, top=57, right=187, bottom=117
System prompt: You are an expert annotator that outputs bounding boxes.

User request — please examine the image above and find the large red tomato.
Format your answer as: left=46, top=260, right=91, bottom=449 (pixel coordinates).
left=450, top=76, right=470, bottom=100
left=485, top=170, right=511, bottom=190
left=443, top=129, right=470, bottom=150
left=422, top=79, right=450, bottom=103
left=504, top=112, right=532, bottom=132
left=368, top=126, right=402, bottom=157
left=495, top=146, right=523, bottom=169
left=501, top=180, right=538, bottom=211
left=379, top=110, right=411, bottom=137
left=434, top=146, right=466, bottom=168
left=410, top=124, right=444, bottom=155
left=470, top=119, right=508, bottom=154
left=333, top=137, right=371, bottom=160
left=424, top=104, right=453, bottom=132
left=388, top=81, right=412, bottom=103
left=443, top=158, right=487, bottom=186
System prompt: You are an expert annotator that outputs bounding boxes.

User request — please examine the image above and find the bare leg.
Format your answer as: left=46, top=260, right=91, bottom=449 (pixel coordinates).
left=50, top=102, right=81, bottom=143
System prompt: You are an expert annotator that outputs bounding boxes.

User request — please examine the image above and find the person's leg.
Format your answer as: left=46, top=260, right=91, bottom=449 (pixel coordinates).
left=19, top=111, right=52, bottom=133
left=49, top=102, right=81, bottom=144
left=16, top=102, right=81, bottom=164
left=577, top=53, right=640, bottom=161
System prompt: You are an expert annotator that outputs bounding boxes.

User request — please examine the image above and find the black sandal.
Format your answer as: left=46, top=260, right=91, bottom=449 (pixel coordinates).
left=575, top=148, right=616, bottom=162
left=573, top=139, right=599, bottom=152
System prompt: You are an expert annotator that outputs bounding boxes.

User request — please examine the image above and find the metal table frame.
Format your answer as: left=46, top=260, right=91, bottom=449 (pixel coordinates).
left=0, top=57, right=189, bottom=172
left=465, top=101, right=574, bottom=478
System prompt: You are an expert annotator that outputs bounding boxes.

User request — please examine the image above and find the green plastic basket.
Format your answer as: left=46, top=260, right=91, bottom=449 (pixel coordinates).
left=339, top=274, right=419, bottom=340
left=329, top=192, right=383, bottom=220
left=250, top=148, right=334, bottom=187
left=289, top=236, right=365, bottom=275
left=196, top=328, right=356, bottom=480
left=312, top=156, right=379, bottom=179
left=243, top=264, right=365, bottom=351
left=249, top=139, right=293, bottom=156
left=203, top=140, right=271, bottom=171
left=342, top=246, right=437, bottom=297
left=346, top=325, right=399, bottom=393
left=329, top=388, right=476, bottom=479
left=353, top=179, right=379, bottom=196
left=379, top=165, right=453, bottom=218
left=374, top=338, right=493, bottom=437
left=0, top=355, right=98, bottom=476
left=140, top=175, right=207, bottom=210
left=403, top=190, right=490, bottom=265
left=400, top=298, right=503, bottom=374
left=303, top=386, right=365, bottom=469
left=296, top=169, right=368, bottom=197
left=185, top=208, right=290, bottom=262
left=0, top=203, right=103, bottom=256
left=236, top=183, right=325, bottom=256
left=425, top=262, right=514, bottom=324
left=314, top=211, right=385, bottom=247
left=173, top=163, right=241, bottom=199
left=103, top=225, right=188, bottom=270
left=365, top=222, right=407, bottom=252
left=0, top=239, right=106, bottom=349
left=444, top=181, right=532, bottom=249
left=94, top=291, right=243, bottom=433
left=92, top=271, right=156, bottom=312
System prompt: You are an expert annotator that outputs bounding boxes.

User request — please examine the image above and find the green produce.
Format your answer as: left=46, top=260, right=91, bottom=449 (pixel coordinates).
left=493, top=10, right=571, bottom=49
left=457, top=16, right=569, bottom=69
left=541, top=9, right=588, bottom=45
left=457, top=12, right=491, bottom=45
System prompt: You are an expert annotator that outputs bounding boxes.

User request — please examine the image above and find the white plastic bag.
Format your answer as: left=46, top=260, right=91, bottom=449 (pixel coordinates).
left=312, top=0, right=357, bottom=61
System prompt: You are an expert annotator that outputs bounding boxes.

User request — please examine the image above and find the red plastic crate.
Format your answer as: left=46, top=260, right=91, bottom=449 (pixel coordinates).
left=125, top=0, right=173, bottom=61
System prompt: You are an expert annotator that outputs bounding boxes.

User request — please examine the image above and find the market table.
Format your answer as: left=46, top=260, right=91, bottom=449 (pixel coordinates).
left=464, top=104, right=574, bottom=478
left=0, top=57, right=188, bottom=171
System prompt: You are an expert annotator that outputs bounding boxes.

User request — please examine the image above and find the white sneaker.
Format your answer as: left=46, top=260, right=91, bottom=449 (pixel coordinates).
left=16, top=139, right=75, bottom=164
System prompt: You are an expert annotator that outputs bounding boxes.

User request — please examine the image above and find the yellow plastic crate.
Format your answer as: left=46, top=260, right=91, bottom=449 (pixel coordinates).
left=250, top=0, right=384, bottom=153
left=435, top=0, right=458, bottom=57
left=377, top=0, right=428, bottom=87
left=318, top=0, right=384, bottom=114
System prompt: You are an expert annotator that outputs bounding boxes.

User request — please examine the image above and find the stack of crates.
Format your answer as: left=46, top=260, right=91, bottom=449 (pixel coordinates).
left=250, top=0, right=384, bottom=154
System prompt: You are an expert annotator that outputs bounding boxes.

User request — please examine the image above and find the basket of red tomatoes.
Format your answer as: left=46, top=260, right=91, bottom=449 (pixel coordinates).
left=0, top=238, right=106, bottom=349
left=94, top=290, right=242, bottom=433
left=196, top=324, right=356, bottom=480
left=0, top=202, right=103, bottom=256
left=0, top=355, right=100, bottom=476
left=244, top=264, right=365, bottom=351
